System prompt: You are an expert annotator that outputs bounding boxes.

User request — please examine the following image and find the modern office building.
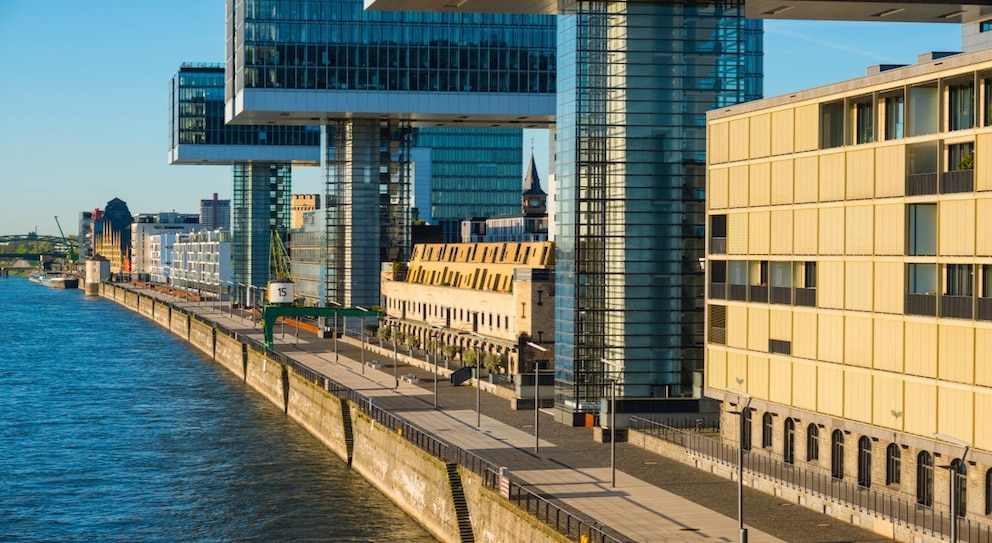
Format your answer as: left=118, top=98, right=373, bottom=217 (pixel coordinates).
left=223, top=0, right=556, bottom=310
left=460, top=153, right=549, bottom=243
left=200, top=193, right=231, bottom=231
left=705, top=47, right=992, bottom=522
left=170, top=229, right=233, bottom=299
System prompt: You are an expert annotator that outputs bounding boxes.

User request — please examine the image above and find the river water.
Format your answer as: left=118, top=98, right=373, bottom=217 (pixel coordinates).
left=0, top=277, right=435, bottom=542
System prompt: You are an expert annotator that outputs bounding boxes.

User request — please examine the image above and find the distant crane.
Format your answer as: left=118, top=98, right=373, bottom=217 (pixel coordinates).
left=54, top=216, right=77, bottom=271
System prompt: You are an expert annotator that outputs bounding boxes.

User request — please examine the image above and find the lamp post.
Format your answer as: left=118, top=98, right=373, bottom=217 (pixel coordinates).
left=470, top=332, right=490, bottom=428
left=391, top=319, right=399, bottom=388
left=430, top=324, right=441, bottom=407
left=356, top=306, right=369, bottom=375
left=600, top=359, right=620, bottom=487
left=727, top=387, right=753, bottom=543
left=329, top=300, right=341, bottom=363
left=934, top=432, right=971, bottom=543
left=527, top=341, right=548, bottom=454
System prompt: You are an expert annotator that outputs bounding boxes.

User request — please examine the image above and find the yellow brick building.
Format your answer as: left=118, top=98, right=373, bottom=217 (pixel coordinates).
left=706, top=49, right=992, bottom=520
left=381, top=241, right=554, bottom=376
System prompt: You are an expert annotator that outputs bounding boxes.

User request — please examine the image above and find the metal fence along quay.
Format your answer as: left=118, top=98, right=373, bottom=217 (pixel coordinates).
left=628, top=417, right=992, bottom=543
left=213, top=320, right=626, bottom=543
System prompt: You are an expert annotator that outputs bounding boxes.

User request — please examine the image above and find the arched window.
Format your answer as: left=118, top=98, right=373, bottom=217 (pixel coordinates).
left=886, top=443, right=901, bottom=485
left=917, top=451, right=934, bottom=507
left=741, top=408, right=752, bottom=451
left=984, top=469, right=992, bottom=515
left=831, top=430, right=845, bottom=479
left=762, top=412, right=773, bottom=448
left=807, top=424, right=819, bottom=461
left=784, top=418, right=795, bottom=465
left=857, top=436, right=872, bottom=488
left=951, top=458, right=967, bottom=517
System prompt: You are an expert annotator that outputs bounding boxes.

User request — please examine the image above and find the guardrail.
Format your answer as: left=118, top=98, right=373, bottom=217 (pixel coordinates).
left=630, top=416, right=992, bottom=543
left=205, top=314, right=625, bottom=543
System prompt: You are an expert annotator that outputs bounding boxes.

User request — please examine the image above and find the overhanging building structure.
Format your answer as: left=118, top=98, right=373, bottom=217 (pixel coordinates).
left=224, top=0, right=557, bottom=310
left=367, top=0, right=763, bottom=424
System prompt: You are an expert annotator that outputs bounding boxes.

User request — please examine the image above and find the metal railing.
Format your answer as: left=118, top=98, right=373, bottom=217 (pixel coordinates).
left=195, top=307, right=625, bottom=543
left=629, top=416, right=992, bottom=543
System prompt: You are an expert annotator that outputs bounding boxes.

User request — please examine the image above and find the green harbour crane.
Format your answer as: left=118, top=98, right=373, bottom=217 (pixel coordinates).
left=54, top=216, right=77, bottom=271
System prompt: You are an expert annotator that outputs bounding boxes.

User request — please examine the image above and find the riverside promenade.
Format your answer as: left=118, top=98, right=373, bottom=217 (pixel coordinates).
left=149, top=291, right=890, bottom=543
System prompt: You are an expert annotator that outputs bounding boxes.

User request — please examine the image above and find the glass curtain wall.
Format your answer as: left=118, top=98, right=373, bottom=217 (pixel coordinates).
left=231, top=162, right=292, bottom=290
left=413, top=128, right=525, bottom=242
left=554, top=0, right=762, bottom=421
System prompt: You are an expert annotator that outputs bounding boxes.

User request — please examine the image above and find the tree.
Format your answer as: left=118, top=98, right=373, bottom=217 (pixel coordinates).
left=377, top=326, right=391, bottom=341
left=462, top=348, right=479, bottom=367
left=442, top=344, right=459, bottom=360
left=483, top=352, right=504, bottom=374
left=407, top=335, right=421, bottom=349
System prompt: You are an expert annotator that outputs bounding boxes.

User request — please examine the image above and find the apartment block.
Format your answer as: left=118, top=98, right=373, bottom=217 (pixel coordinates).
left=706, top=48, right=992, bottom=520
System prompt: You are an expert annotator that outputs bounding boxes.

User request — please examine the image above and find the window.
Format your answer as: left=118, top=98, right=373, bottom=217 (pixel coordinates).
left=710, top=215, right=727, bottom=254
left=821, top=101, right=844, bottom=148
left=985, top=469, right=992, bottom=515
left=886, top=443, right=901, bottom=485
left=762, top=412, right=773, bottom=448
left=908, top=204, right=937, bottom=256
left=770, top=261, right=791, bottom=304
left=807, top=424, right=820, bottom=462
left=831, top=430, right=845, bottom=480
left=710, top=261, right=727, bottom=300
left=784, top=418, right=796, bottom=465
left=885, top=94, right=905, bottom=140
left=742, top=409, right=752, bottom=451
left=946, top=264, right=974, bottom=297
left=948, top=82, right=975, bottom=131
left=951, top=459, right=967, bottom=517
left=949, top=142, right=975, bottom=171
left=982, top=20, right=992, bottom=32
left=768, top=339, right=791, bottom=355
left=795, top=261, right=817, bottom=307
left=854, top=100, right=873, bottom=144
left=857, top=436, right=872, bottom=488
left=918, top=451, right=934, bottom=507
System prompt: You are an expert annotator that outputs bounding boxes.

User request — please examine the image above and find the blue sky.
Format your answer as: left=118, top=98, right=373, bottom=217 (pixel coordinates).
left=0, top=3, right=963, bottom=236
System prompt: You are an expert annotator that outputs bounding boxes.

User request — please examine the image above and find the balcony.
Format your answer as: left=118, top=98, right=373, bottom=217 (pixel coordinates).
left=710, top=237, right=727, bottom=255
left=905, top=172, right=937, bottom=196
left=794, top=287, right=816, bottom=307
left=771, top=286, right=792, bottom=305
left=978, top=298, right=992, bottom=321
left=940, top=169, right=974, bottom=194
left=749, top=285, right=768, bottom=303
left=905, top=293, right=937, bottom=316
left=940, top=295, right=973, bottom=319
left=709, top=282, right=726, bottom=300
left=728, top=284, right=747, bottom=301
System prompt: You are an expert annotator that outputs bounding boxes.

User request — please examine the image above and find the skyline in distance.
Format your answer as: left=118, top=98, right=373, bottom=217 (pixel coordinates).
left=0, top=2, right=962, bottom=236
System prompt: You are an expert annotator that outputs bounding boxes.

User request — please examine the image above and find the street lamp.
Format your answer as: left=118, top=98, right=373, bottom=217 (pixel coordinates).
left=470, top=332, right=489, bottom=428
left=356, top=306, right=369, bottom=375
left=527, top=341, right=548, bottom=454
left=391, top=319, right=399, bottom=388
left=601, top=358, right=619, bottom=488
left=934, top=432, right=971, bottom=543
left=329, top=300, right=341, bottom=363
left=727, top=387, right=753, bottom=543
left=430, top=324, right=442, bottom=407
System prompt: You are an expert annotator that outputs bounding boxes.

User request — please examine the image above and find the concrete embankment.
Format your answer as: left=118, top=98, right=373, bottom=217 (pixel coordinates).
left=100, top=283, right=569, bottom=543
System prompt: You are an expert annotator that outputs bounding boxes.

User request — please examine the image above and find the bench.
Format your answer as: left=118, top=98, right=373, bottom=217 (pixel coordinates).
left=401, top=373, right=419, bottom=384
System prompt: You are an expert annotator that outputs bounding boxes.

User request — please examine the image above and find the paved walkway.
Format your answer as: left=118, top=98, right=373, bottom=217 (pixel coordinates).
left=141, top=292, right=891, bottom=543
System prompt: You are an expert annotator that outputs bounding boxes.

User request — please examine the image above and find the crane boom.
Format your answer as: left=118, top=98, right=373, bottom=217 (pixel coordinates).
left=54, top=216, right=77, bottom=267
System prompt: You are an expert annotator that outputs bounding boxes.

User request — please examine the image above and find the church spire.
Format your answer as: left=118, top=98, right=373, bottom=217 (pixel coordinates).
left=523, top=151, right=545, bottom=196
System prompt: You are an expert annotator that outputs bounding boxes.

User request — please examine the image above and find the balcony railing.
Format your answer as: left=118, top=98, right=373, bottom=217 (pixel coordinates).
left=728, top=284, right=747, bottom=301
left=794, top=287, right=816, bottom=307
left=709, top=282, right=726, bottom=300
left=710, top=237, right=727, bottom=254
left=905, top=293, right=937, bottom=316
left=770, top=286, right=792, bottom=305
left=906, top=172, right=938, bottom=196
left=941, top=169, right=974, bottom=194
left=749, top=285, right=768, bottom=303
left=978, top=298, right=992, bottom=321
left=940, top=295, right=973, bottom=320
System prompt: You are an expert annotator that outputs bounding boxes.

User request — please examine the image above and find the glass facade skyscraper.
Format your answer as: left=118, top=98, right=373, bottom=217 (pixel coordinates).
left=412, top=127, right=524, bottom=241
left=552, top=1, right=762, bottom=422
left=226, top=0, right=556, bottom=307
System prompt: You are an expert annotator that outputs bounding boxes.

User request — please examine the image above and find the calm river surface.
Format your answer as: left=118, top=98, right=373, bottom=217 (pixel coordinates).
left=0, top=277, right=435, bottom=542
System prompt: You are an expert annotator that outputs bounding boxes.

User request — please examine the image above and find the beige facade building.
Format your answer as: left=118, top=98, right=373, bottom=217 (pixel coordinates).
left=706, top=48, right=992, bottom=522
left=291, top=194, right=320, bottom=230
left=381, top=240, right=554, bottom=377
